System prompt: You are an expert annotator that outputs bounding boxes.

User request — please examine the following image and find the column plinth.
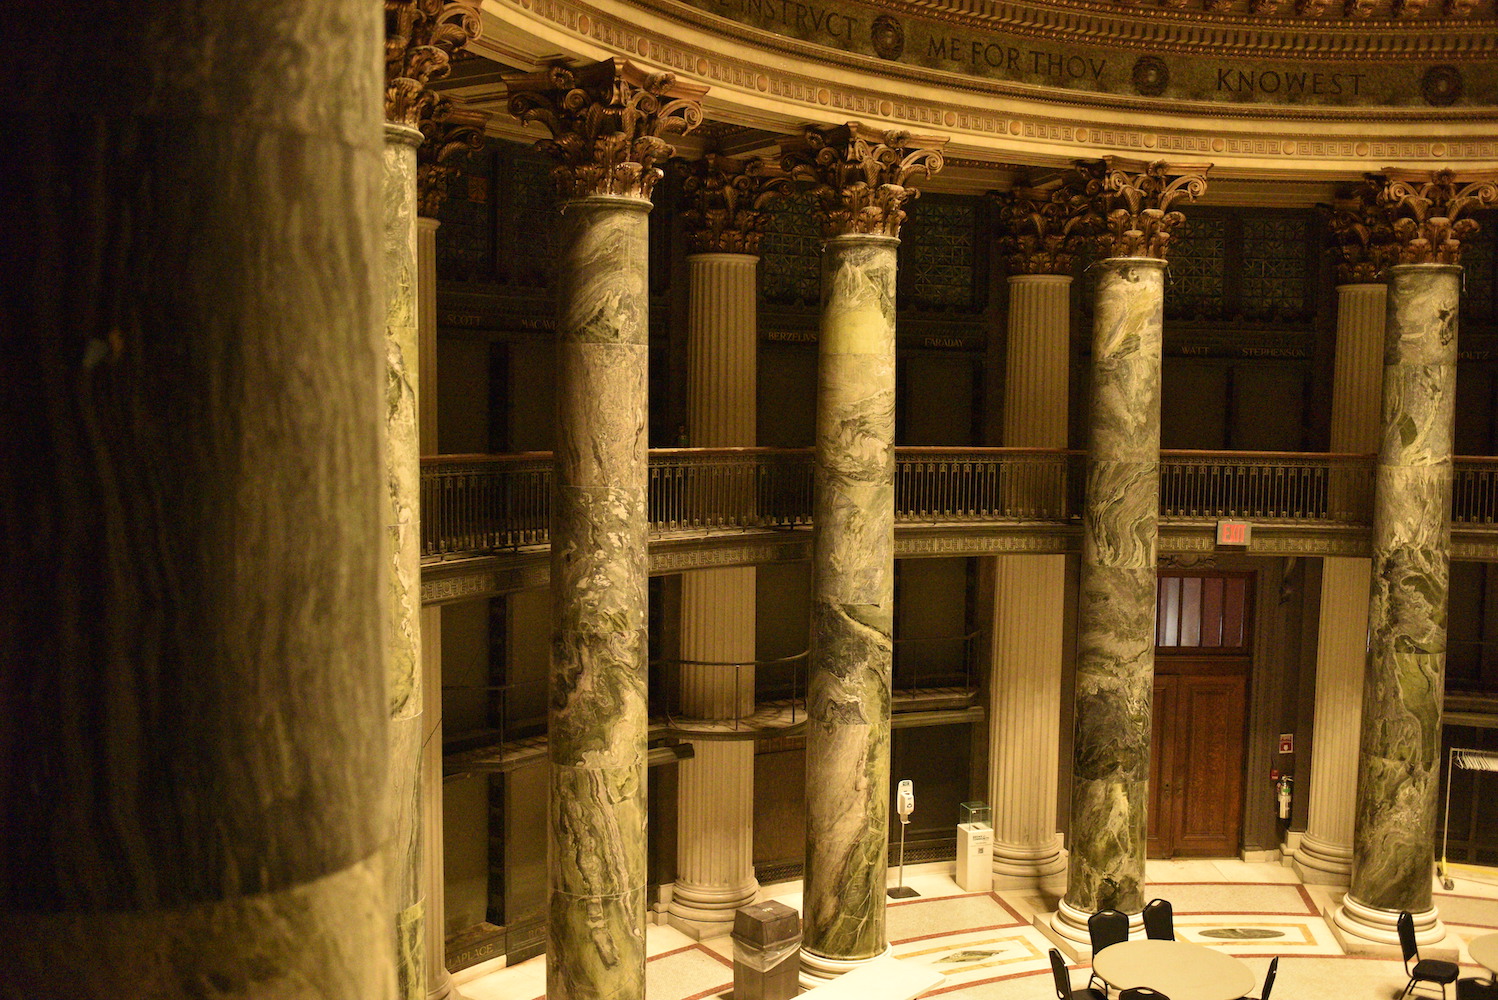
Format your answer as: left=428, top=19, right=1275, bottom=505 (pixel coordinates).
left=1335, top=263, right=1461, bottom=949
left=802, top=233, right=899, bottom=985
left=1058, top=257, right=1166, bottom=925
left=548, top=194, right=653, bottom=1000
left=385, top=120, right=428, bottom=1000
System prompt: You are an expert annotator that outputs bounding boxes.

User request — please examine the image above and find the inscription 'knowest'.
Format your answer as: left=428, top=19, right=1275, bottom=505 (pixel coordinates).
left=1216, top=68, right=1366, bottom=96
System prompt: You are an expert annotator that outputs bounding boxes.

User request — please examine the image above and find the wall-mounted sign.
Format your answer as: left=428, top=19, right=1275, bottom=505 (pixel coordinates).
left=1217, top=520, right=1252, bottom=547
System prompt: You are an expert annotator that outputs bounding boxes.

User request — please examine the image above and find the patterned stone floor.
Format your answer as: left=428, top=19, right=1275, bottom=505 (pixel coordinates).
left=455, top=859, right=1498, bottom=1000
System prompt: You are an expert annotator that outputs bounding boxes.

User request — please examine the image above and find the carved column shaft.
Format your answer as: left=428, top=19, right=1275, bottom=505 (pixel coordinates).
left=1057, top=160, right=1207, bottom=942
left=548, top=192, right=653, bottom=998
left=784, top=123, right=945, bottom=984
left=384, top=120, right=427, bottom=1000
left=988, top=256, right=1073, bottom=886
left=1294, top=282, right=1383, bottom=887
left=1334, top=170, right=1497, bottom=949
left=3, top=3, right=392, bottom=995
left=505, top=60, right=705, bottom=1000
left=803, top=232, right=900, bottom=977
left=386, top=6, right=483, bottom=995
left=669, top=237, right=762, bottom=936
left=1338, top=263, right=1460, bottom=946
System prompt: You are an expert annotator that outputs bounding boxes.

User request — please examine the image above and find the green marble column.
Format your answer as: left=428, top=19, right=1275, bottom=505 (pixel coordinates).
left=1060, top=258, right=1166, bottom=929
left=548, top=194, right=653, bottom=1000
left=384, top=120, right=428, bottom=1000
left=781, top=122, right=944, bottom=984
left=803, top=233, right=900, bottom=979
left=2, top=2, right=392, bottom=996
left=506, top=59, right=705, bottom=1000
left=1336, top=263, right=1461, bottom=946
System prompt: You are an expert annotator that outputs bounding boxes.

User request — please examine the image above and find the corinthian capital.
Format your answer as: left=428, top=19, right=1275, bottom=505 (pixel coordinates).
left=417, top=95, right=491, bottom=218
left=678, top=154, right=794, bottom=255
left=1073, top=158, right=1211, bottom=260
left=1321, top=181, right=1397, bottom=284
left=780, top=122, right=947, bottom=239
left=997, top=173, right=1094, bottom=275
left=505, top=59, right=707, bottom=201
left=385, top=0, right=482, bottom=127
left=1364, top=168, right=1498, bottom=266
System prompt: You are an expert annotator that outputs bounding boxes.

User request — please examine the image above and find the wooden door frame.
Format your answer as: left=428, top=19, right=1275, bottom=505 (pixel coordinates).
left=1149, top=569, right=1257, bottom=859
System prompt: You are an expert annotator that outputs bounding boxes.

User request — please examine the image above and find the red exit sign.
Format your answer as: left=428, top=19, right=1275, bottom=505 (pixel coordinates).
left=1217, top=520, right=1252, bottom=546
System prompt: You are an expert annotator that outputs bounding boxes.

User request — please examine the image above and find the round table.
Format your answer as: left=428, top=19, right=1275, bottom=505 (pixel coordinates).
left=1091, top=939, right=1258, bottom=1000
left=1471, top=932, right=1498, bottom=980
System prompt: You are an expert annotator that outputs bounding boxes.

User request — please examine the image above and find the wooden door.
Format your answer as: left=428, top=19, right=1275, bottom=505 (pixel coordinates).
left=1149, top=668, right=1248, bottom=857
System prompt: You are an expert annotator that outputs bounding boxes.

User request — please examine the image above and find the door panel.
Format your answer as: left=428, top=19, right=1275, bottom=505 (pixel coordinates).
left=1173, top=674, right=1247, bottom=856
left=1148, top=662, right=1249, bottom=858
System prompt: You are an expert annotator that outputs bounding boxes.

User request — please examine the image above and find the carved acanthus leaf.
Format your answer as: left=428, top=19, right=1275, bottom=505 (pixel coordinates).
left=417, top=96, right=492, bottom=218
left=504, top=59, right=706, bottom=201
left=1073, top=159, right=1210, bottom=260
left=780, top=122, right=947, bottom=239
left=385, top=0, right=482, bottom=127
left=996, top=176, right=1095, bottom=275
left=1321, top=182, right=1397, bottom=283
left=1366, top=168, right=1498, bottom=265
left=678, top=154, right=794, bottom=255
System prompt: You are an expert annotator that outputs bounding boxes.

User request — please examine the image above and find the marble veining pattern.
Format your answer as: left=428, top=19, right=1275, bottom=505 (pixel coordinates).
left=805, top=236, right=899, bottom=965
left=384, top=125, right=427, bottom=1000
left=1066, top=259, right=1165, bottom=917
left=549, top=196, right=653, bottom=1000
left=1350, top=264, right=1460, bottom=916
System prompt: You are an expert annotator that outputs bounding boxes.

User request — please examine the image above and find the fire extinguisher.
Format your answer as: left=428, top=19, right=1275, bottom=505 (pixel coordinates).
left=1276, top=775, right=1293, bottom=820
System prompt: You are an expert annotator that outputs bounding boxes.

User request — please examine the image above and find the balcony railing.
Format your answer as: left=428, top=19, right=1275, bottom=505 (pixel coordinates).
left=421, top=449, right=1498, bottom=558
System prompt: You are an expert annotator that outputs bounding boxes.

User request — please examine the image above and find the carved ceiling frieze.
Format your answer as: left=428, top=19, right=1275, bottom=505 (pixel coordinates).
left=478, top=0, right=1498, bottom=177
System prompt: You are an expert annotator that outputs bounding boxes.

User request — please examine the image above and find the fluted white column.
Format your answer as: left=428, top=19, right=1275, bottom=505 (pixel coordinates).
left=415, top=215, right=459, bottom=998
left=1292, top=282, right=1383, bottom=887
left=1003, top=275, right=1072, bottom=447
left=988, top=273, right=1071, bottom=887
left=669, top=252, right=761, bottom=937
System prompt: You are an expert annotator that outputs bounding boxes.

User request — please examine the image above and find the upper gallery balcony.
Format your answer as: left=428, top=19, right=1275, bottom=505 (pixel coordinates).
left=420, top=448, right=1498, bottom=602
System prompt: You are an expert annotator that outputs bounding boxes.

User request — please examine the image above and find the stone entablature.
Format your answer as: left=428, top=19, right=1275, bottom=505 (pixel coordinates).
left=474, top=0, right=1498, bottom=178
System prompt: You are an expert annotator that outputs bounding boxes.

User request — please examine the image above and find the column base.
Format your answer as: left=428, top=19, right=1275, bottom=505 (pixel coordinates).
left=799, top=943, right=891, bottom=988
left=1332, top=894, right=1444, bottom=952
left=666, top=879, right=760, bottom=940
left=1047, top=898, right=1146, bottom=952
left=427, top=969, right=463, bottom=1000
left=1290, top=832, right=1353, bottom=887
left=991, top=839, right=1067, bottom=890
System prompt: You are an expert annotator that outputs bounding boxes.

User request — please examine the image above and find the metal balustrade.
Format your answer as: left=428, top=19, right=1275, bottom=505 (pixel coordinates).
left=421, top=448, right=1498, bottom=558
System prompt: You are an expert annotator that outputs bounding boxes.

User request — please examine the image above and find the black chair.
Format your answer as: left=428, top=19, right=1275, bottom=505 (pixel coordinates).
left=1142, top=898, right=1175, bottom=941
left=1087, top=908, right=1130, bottom=992
left=1050, top=948, right=1107, bottom=1000
left=1237, top=956, right=1278, bottom=1000
left=1399, top=910, right=1459, bottom=1000
left=1457, top=979, right=1498, bottom=1000
left=1119, top=990, right=1171, bottom=1000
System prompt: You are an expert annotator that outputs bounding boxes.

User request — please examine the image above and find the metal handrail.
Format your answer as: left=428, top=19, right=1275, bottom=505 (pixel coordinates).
left=420, top=448, right=1498, bottom=558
